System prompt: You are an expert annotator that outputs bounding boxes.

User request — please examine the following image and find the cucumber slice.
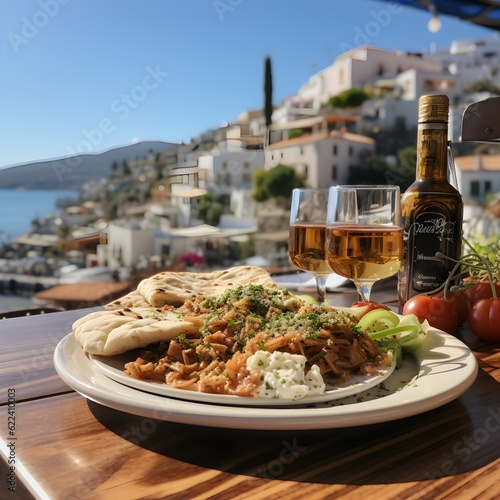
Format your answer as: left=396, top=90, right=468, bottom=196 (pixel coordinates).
left=358, top=309, right=400, bottom=333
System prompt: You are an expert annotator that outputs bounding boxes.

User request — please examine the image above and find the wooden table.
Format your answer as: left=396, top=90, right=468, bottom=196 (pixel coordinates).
left=1, top=285, right=500, bottom=499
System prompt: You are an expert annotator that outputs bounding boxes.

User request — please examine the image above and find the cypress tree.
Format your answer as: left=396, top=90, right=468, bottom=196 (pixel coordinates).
left=264, top=56, right=273, bottom=127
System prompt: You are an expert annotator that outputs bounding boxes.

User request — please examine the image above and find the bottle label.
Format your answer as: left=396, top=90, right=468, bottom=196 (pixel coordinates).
left=405, top=212, right=459, bottom=294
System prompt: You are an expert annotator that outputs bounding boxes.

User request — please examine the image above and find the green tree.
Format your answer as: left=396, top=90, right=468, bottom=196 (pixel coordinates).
left=252, top=164, right=304, bottom=202
left=197, top=194, right=223, bottom=226
left=154, top=152, right=166, bottom=181
left=288, top=129, right=303, bottom=140
left=328, top=87, right=372, bottom=108
left=264, top=56, right=273, bottom=146
left=346, top=150, right=414, bottom=190
left=264, top=56, right=273, bottom=127
left=465, top=78, right=500, bottom=94
left=347, top=150, right=389, bottom=185
left=57, top=224, right=72, bottom=239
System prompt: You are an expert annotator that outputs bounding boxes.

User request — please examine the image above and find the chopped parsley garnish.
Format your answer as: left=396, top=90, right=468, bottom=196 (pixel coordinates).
left=188, top=284, right=356, bottom=360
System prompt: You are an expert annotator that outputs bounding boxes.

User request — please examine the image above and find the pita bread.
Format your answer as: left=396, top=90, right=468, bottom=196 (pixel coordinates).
left=136, top=265, right=279, bottom=307
left=104, top=289, right=151, bottom=311
left=73, top=307, right=200, bottom=356
left=76, top=266, right=280, bottom=356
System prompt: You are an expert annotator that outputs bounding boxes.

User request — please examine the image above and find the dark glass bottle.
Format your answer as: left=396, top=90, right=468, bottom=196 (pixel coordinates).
left=398, top=94, right=463, bottom=306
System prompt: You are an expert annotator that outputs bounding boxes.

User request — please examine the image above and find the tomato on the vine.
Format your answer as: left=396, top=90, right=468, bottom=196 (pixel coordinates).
left=403, top=295, right=458, bottom=335
left=464, top=282, right=500, bottom=305
left=468, top=298, right=500, bottom=342
left=434, top=290, right=470, bottom=325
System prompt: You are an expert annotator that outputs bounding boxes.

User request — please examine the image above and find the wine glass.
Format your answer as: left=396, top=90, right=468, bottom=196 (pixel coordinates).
left=326, top=185, right=403, bottom=303
left=289, top=188, right=330, bottom=303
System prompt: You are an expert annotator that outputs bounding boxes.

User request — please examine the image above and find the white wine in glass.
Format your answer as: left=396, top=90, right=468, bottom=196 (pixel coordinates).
left=289, top=189, right=330, bottom=303
left=326, top=185, right=403, bottom=303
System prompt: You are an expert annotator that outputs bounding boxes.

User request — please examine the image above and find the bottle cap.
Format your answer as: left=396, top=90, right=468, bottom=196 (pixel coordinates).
left=418, top=94, right=449, bottom=123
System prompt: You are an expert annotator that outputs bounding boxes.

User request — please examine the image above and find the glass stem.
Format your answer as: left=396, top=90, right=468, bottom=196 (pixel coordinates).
left=316, top=276, right=327, bottom=303
left=355, top=282, right=373, bottom=302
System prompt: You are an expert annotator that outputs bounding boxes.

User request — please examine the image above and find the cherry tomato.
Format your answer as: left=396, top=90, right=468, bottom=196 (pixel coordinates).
left=464, top=282, right=500, bottom=305
left=434, top=290, right=470, bottom=325
left=351, top=301, right=390, bottom=318
left=468, top=298, right=500, bottom=342
left=403, top=295, right=458, bottom=335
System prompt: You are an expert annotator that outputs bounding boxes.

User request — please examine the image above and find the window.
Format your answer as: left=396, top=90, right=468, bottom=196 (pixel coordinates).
left=348, top=146, right=354, bottom=156
left=271, top=154, right=274, bottom=160
left=243, top=173, right=252, bottom=183
left=332, top=165, right=337, bottom=180
left=485, top=180, right=492, bottom=194
left=470, top=181, right=480, bottom=197
left=280, top=152, right=284, bottom=158
left=303, top=165, right=308, bottom=178
left=333, top=144, right=338, bottom=155
left=299, top=146, right=303, bottom=155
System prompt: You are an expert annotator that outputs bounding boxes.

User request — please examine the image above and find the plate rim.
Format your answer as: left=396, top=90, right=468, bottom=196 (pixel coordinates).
left=54, top=329, right=478, bottom=430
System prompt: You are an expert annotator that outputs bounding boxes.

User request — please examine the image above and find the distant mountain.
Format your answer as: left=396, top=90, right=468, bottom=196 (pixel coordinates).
left=0, top=141, right=178, bottom=190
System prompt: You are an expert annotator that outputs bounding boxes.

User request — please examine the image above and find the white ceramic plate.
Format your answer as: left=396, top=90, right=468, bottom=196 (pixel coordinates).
left=54, top=329, right=478, bottom=430
left=272, top=272, right=349, bottom=290
left=88, top=352, right=395, bottom=406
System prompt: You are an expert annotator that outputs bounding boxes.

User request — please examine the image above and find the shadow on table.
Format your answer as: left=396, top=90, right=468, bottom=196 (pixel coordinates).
left=88, top=368, right=500, bottom=485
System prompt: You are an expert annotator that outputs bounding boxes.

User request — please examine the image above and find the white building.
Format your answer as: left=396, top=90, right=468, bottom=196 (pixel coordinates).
left=361, top=97, right=417, bottom=133
left=106, top=220, right=155, bottom=271
left=198, top=142, right=264, bottom=198
left=429, top=37, right=500, bottom=93
left=455, top=154, right=500, bottom=204
left=288, top=46, right=443, bottom=112
left=265, top=124, right=375, bottom=188
left=233, top=108, right=267, bottom=137
left=276, top=38, right=500, bottom=143
left=104, top=129, right=265, bottom=270
left=197, top=123, right=265, bottom=218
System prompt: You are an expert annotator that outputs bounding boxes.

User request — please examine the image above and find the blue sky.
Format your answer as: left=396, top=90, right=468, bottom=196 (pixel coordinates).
left=0, top=0, right=495, bottom=169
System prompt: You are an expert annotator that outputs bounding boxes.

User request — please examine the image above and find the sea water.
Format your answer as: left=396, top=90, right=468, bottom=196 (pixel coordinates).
left=0, top=189, right=80, bottom=239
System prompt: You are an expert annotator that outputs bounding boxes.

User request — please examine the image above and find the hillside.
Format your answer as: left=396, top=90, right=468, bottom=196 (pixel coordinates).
left=0, top=141, right=177, bottom=190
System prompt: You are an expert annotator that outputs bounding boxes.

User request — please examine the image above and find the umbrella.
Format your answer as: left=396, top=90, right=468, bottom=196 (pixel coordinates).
left=373, top=0, right=500, bottom=31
